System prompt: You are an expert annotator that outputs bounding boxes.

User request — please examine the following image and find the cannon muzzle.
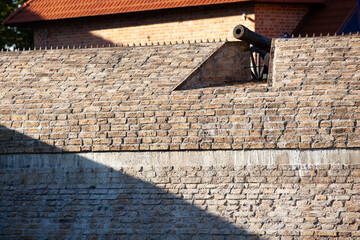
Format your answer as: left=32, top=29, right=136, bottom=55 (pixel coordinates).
left=233, top=24, right=272, bottom=82
left=233, top=25, right=271, bottom=53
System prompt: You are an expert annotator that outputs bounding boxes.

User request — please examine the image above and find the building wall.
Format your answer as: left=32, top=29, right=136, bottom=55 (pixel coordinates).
left=1, top=150, right=360, bottom=238
left=255, top=3, right=312, bottom=38
left=32, top=3, right=312, bottom=48
left=33, top=3, right=255, bottom=48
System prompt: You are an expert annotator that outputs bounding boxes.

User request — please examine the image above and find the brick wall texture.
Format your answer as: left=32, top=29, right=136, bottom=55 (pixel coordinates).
left=1, top=35, right=360, bottom=153
left=32, top=3, right=311, bottom=48
left=1, top=34, right=360, bottom=238
left=33, top=3, right=255, bottom=48
left=255, top=3, right=311, bottom=38
left=1, top=151, right=359, bottom=239
left=174, top=41, right=251, bottom=90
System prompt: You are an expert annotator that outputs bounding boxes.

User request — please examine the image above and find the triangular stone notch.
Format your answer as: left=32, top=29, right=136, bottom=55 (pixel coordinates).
left=172, top=41, right=251, bottom=90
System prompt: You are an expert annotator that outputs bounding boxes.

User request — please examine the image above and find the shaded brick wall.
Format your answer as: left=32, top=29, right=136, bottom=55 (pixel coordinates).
left=255, top=3, right=311, bottom=38
left=33, top=3, right=255, bottom=48
left=32, top=2, right=312, bottom=48
left=1, top=150, right=359, bottom=238
left=174, top=41, right=251, bottom=90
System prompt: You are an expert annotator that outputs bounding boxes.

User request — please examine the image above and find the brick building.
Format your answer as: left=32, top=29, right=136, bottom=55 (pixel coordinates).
left=1, top=0, right=345, bottom=48
left=1, top=33, right=360, bottom=238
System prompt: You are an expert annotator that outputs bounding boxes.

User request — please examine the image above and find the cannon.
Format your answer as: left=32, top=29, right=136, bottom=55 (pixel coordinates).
left=233, top=24, right=272, bottom=81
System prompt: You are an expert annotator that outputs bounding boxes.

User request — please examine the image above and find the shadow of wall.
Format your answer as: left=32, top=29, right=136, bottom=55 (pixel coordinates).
left=0, top=128, right=261, bottom=239
left=173, top=42, right=253, bottom=91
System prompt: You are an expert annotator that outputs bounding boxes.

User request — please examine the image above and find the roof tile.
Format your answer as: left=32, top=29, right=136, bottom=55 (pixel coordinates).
left=4, top=0, right=326, bottom=25
left=4, top=0, right=245, bottom=25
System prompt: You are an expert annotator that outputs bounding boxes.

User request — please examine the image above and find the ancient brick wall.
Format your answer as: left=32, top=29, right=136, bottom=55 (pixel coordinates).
left=1, top=150, right=359, bottom=238
left=1, top=36, right=360, bottom=153
left=272, top=35, right=360, bottom=88
left=1, top=35, right=360, bottom=239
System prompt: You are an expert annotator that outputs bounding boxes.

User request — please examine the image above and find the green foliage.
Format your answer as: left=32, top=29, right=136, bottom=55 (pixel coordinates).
left=0, top=0, right=33, bottom=50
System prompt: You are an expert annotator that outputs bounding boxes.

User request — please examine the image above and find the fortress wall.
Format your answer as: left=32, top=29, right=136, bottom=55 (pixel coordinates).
left=1, top=150, right=360, bottom=239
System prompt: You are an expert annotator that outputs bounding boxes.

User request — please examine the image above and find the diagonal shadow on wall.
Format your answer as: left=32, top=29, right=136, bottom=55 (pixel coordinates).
left=11, top=2, right=254, bottom=48
left=0, top=127, right=262, bottom=239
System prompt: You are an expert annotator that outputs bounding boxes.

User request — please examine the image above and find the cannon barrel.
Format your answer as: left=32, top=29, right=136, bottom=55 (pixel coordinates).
left=233, top=25, right=272, bottom=53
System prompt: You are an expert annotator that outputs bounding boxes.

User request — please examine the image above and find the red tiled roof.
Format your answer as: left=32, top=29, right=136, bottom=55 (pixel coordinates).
left=3, top=0, right=247, bottom=25
left=296, top=0, right=358, bottom=35
left=4, top=0, right=325, bottom=25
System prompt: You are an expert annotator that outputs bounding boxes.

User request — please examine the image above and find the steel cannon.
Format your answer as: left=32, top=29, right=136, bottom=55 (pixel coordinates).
left=233, top=24, right=272, bottom=81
